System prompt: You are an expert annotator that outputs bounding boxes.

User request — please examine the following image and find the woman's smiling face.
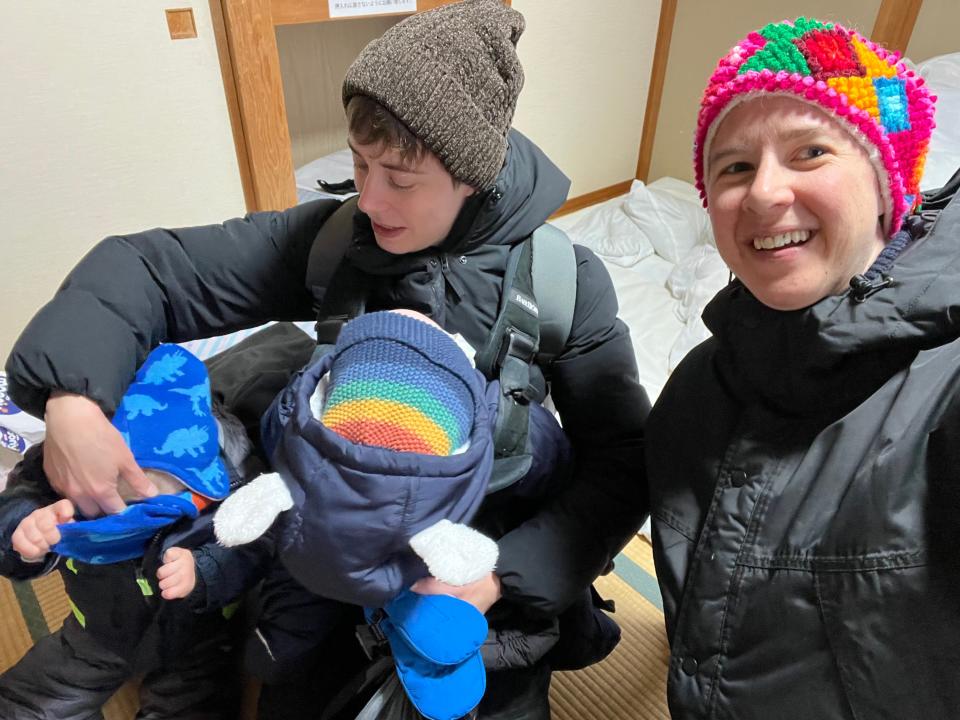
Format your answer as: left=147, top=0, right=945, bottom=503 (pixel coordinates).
left=705, top=95, right=887, bottom=311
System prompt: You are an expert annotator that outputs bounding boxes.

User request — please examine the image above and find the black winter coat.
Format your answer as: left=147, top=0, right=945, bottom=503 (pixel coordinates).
left=5, top=130, right=649, bottom=617
left=0, top=445, right=275, bottom=663
left=647, top=195, right=960, bottom=719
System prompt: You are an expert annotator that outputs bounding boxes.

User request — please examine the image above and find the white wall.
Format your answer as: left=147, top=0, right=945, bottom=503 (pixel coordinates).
left=0, top=1, right=245, bottom=360
left=0, top=1, right=663, bottom=361
left=511, top=0, right=660, bottom=198
left=279, top=16, right=400, bottom=168
left=907, top=0, right=960, bottom=63
left=648, top=0, right=882, bottom=184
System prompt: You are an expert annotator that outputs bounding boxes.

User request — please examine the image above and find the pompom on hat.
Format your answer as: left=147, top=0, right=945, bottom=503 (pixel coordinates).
left=694, top=17, right=937, bottom=236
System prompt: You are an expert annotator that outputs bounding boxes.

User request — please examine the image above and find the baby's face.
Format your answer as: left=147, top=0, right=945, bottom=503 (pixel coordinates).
left=117, top=469, right=185, bottom=501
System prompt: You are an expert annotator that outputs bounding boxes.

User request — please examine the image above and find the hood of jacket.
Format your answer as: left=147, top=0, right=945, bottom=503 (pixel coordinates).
left=274, top=353, right=497, bottom=608
left=702, top=194, right=960, bottom=417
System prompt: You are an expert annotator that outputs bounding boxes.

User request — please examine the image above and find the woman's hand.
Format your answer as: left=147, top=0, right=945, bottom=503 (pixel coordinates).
left=12, top=499, right=75, bottom=561
left=156, top=547, right=197, bottom=600
left=43, top=391, right=155, bottom=518
left=411, top=571, right=503, bottom=615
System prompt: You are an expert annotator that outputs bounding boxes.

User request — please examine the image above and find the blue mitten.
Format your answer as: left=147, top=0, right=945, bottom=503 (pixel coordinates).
left=52, top=493, right=199, bottom=564
left=370, top=589, right=487, bottom=720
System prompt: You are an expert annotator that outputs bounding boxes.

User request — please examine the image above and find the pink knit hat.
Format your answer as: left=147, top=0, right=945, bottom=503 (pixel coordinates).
left=694, top=17, right=937, bottom=236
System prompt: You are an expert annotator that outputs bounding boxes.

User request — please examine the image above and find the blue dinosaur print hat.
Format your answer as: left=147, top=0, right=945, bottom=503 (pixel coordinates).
left=112, top=345, right=229, bottom=500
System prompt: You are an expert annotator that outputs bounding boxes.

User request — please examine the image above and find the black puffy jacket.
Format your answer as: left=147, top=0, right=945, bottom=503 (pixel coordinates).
left=5, top=129, right=649, bottom=617
left=647, top=195, right=960, bottom=719
left=0, top=445, right=275, bottom=663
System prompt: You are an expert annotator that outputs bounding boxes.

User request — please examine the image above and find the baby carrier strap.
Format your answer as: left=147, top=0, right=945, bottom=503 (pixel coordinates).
left=474, top=223, right=576, bottom=493
left=306, top=196, right=367, bottom=359
left=306, top=200, right=578, bottom=494
left=530, top=222, right=577, bottom=363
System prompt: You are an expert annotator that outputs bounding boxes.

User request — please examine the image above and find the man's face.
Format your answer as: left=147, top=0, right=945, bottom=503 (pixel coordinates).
left=349, top=134, right=475, bottom=255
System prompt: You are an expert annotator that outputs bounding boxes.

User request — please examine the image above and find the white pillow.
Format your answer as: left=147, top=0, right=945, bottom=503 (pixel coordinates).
left=622, top=179, right=714, bottom=264
left=564, top=197, right=656, bottom=268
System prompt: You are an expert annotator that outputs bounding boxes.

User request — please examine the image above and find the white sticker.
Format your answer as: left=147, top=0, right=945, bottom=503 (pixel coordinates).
left=328, top=0, right=416, bottom=18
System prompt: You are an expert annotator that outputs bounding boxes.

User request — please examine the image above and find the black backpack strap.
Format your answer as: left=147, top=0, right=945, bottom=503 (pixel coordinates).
left=473, top=224, right=578, bottom=494
left=314, top=262, right=369, bottom=348
left=475, top=238, right=541, bottom=493
left=305, top=196, right=369, bottom=353
left=305, top=196, right=361, bottom=315
left=530, top=223, right=577, bottom=364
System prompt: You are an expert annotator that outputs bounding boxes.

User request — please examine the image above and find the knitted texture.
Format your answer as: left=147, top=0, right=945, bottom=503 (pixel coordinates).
left=321, top=312, right=478, bottom=456
left=111, top=345, right=229, bottom=500
left=342, top=0, right=525, bottom=189
left=694, top=17, right=937, bottom=236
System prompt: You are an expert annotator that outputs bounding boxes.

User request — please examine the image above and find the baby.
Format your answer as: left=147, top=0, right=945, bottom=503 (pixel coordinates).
left=215, top=309, right=575, bottom=720
left=0, top=345, right=272, bottom=720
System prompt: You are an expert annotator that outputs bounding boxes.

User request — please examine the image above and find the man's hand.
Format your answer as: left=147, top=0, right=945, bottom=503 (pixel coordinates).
left=156, top=547, right=197, bottom=600
left=411, top=571, right=503, bottom=615
left=43, top=391, right=155, bottom=517
left=12, top=499, right=75, bottom=561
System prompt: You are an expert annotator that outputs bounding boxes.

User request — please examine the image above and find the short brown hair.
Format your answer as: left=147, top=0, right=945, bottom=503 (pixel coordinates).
left=346, top=95, right=427, bottom=166
left=346, top=95, right=462, bottom=187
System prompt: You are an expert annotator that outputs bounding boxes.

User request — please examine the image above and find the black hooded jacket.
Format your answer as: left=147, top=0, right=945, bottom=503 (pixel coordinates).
left=646, top=193, right=960, bottom=719
left=5, top=130, right=649, bottom=616
left=0, top=445, right=275, bottom=662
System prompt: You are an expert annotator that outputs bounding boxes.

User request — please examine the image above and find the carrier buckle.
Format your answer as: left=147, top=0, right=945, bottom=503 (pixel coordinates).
left=355, top=611, right=390, bottom=661
left=496, top=328, right=536, bottom=368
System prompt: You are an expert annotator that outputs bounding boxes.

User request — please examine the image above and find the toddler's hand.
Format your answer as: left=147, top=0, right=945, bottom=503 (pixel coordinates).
left=156, top=546, right=196, bottom=600
left=12, top=499, right=75, bottom=562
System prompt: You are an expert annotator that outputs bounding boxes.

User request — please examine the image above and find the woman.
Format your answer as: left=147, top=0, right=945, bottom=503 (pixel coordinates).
left=646, top=17, right=956, bottom=719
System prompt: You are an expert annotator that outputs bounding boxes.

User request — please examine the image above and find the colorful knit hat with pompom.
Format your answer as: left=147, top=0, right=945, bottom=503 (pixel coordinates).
left=694, top=17, right=937, bottom=236
left=321, top=311, right=480, bottom=456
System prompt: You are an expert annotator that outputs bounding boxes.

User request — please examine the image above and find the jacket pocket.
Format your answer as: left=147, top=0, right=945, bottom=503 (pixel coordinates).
left=814, top=556, right=960, bottom=719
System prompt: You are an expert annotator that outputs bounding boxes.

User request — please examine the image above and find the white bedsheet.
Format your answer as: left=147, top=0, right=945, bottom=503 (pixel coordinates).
left=551, top=178, right=728, bottom=403
left=294, top=148, right=357, bottom=204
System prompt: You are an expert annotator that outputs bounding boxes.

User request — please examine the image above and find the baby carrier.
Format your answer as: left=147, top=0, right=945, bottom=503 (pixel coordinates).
left=207, top=197, right=579, bottom=495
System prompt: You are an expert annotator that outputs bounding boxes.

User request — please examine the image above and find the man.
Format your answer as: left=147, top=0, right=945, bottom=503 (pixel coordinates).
left=6, top=1, right=648, bottom=716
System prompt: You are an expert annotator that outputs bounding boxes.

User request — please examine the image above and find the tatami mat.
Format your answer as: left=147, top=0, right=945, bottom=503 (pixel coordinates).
left=0, top=535, right=669, bottom=719
left=550, top=535, right=669, bottom=719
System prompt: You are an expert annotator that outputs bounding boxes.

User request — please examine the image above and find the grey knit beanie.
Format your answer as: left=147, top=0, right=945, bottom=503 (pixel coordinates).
left=342, top=0, right=525, bottom=190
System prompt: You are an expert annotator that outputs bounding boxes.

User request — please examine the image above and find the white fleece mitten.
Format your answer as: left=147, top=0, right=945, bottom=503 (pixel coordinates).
left=409, top=519, right=499, bottom=586
left=214, top=472, right=294, bottom=546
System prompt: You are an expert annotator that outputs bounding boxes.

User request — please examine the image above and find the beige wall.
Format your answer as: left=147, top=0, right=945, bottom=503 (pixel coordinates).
left=278, top=17, right=399, bottom=168
left=278, top=1, right=661, bottom=199
left=0, top=1, right=245, bottom=360
left=511, top=0, right=659, bottom=197
left=648, top=0, right=882, bottom=184
left=908, top=0, right=960, bottom=63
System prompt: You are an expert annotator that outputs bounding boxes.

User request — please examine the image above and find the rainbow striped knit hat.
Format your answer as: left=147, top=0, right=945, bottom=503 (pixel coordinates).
left=695, top=17, right=937, bottom=236
left=321, top=311, right=479, bottom=456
